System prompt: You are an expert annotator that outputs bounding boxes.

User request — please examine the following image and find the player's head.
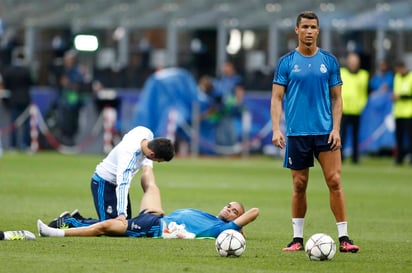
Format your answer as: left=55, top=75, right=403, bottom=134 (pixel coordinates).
left=295, top=11, right=320, bottom=47
left=217, top=201, right=245, bottom=222
left=146, top=137, right=175, bottom=162
left=296, top=11, right=319, bottom=27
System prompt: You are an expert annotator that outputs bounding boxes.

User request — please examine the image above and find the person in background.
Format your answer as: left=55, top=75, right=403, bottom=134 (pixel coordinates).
left=55, top=50, right=85, bottom=146
left=213, top=61, right=245, bottom=149
left=340, top=52, right=369, bottom=164
left=369, top=59, right=394, bottom=95
left=1, top=52, right=33, bottom=151
left=271, top=11, right=359, bottom=253
left=364, top=59, right=395, bottom=156
left=392, top=60, right=412, bottom=166
left=174, top=75, right=220, bottom=156
left=197, top=75, right=221, bottom=123
left=0, top=74, right=3, bottom=158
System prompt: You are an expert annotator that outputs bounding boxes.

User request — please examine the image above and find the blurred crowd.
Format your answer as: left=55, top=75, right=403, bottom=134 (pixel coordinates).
left=339, top=53, right=412, bottom=166
left=0, top=48, right=411, bottom=165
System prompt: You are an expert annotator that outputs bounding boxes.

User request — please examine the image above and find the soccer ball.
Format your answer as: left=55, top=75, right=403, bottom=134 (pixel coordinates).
left=305, top=233, right=336, bottom=261
left=215, top=229, right=246, bottom=257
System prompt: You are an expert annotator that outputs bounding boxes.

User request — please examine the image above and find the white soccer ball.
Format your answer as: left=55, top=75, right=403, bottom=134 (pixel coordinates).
left=305, top=233, right=336, bottom=261
left=215, top=229, right=246, bottom=257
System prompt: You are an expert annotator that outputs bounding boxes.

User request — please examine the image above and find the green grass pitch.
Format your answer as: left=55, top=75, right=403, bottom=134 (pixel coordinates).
left=0, top=152, right=411, bottom=273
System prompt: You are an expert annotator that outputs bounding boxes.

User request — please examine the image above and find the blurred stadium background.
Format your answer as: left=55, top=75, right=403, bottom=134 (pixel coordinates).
left=0, top=0, right=411, bottom=156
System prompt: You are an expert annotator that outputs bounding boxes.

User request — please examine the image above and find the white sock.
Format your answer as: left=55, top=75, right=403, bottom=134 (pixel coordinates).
left=336, top=221, right=348, bottom=238
left=38, top=220, right=65, bottom=237
left=47, top=226, right=65, bottom=237
left=292, top=218, right=304, bottom=238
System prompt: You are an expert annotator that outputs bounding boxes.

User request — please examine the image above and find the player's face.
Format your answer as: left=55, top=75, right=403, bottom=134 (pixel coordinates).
left=295, top=18, right=319, bottom=47
left=218, top=202, right=244, bottom=222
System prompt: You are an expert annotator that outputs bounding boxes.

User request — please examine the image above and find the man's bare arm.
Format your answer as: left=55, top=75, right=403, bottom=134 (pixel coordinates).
left=234, top=208, right=259, bottom=227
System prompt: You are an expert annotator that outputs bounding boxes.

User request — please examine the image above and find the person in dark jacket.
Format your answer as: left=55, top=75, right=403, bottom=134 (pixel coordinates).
left=1, top=52, right=33, bottom=151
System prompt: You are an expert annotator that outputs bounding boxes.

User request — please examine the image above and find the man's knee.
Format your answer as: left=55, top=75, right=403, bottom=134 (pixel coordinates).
left=292, top=170, right=309, bottom=193
left=326, top=172, right=342, bottom=191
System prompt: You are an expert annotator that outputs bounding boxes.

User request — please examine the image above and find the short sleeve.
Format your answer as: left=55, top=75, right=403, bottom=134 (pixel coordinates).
left=328, top=56, right=343, bottom=87
left=273, top=56, right=289, bottom=86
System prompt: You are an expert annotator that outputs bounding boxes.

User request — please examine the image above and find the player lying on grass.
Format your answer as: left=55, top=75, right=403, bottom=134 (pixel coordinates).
left=37, top=174, right=259, bottom=239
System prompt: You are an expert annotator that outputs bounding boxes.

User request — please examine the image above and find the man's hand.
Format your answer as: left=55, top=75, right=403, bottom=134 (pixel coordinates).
left=115, top=215, right=128, bottom=228
left=328, top=129, right=341, bottom=151
left=272, top=130, right=286, bottom=149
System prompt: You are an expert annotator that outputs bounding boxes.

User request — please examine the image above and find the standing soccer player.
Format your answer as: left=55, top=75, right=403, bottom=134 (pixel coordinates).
left=270, top=11, right=359, bottom=253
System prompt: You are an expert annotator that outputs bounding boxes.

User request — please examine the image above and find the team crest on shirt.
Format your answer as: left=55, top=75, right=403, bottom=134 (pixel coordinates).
left=292, top=64, right=301, bottom=73
left=320, top=64, right=327, bottom=73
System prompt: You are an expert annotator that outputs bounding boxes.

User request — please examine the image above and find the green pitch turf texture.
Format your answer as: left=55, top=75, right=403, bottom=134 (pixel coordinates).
left=0, top=152, right=411, bottom=273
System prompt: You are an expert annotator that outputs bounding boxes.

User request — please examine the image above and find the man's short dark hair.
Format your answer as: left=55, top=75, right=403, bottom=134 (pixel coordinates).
left=148, top=138, right=175, bottom=161
left=296, top=11, right=319, bottom=27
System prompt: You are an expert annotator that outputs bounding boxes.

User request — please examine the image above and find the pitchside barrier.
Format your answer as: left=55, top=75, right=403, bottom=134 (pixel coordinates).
left=0, top=103, right=110, bottom=154
left=0, top=101, right=271, bottom=157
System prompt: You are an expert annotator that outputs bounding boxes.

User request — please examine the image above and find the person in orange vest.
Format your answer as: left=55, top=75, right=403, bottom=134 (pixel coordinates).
left=340, top=52, right=369, bottom=164
left=392, top=60, right=412, bottom=166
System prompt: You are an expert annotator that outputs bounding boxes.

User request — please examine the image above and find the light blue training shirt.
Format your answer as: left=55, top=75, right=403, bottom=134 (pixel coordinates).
left=273, top=48, right=342, bottom=136
left=163, top=208, right=241, bottom=238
